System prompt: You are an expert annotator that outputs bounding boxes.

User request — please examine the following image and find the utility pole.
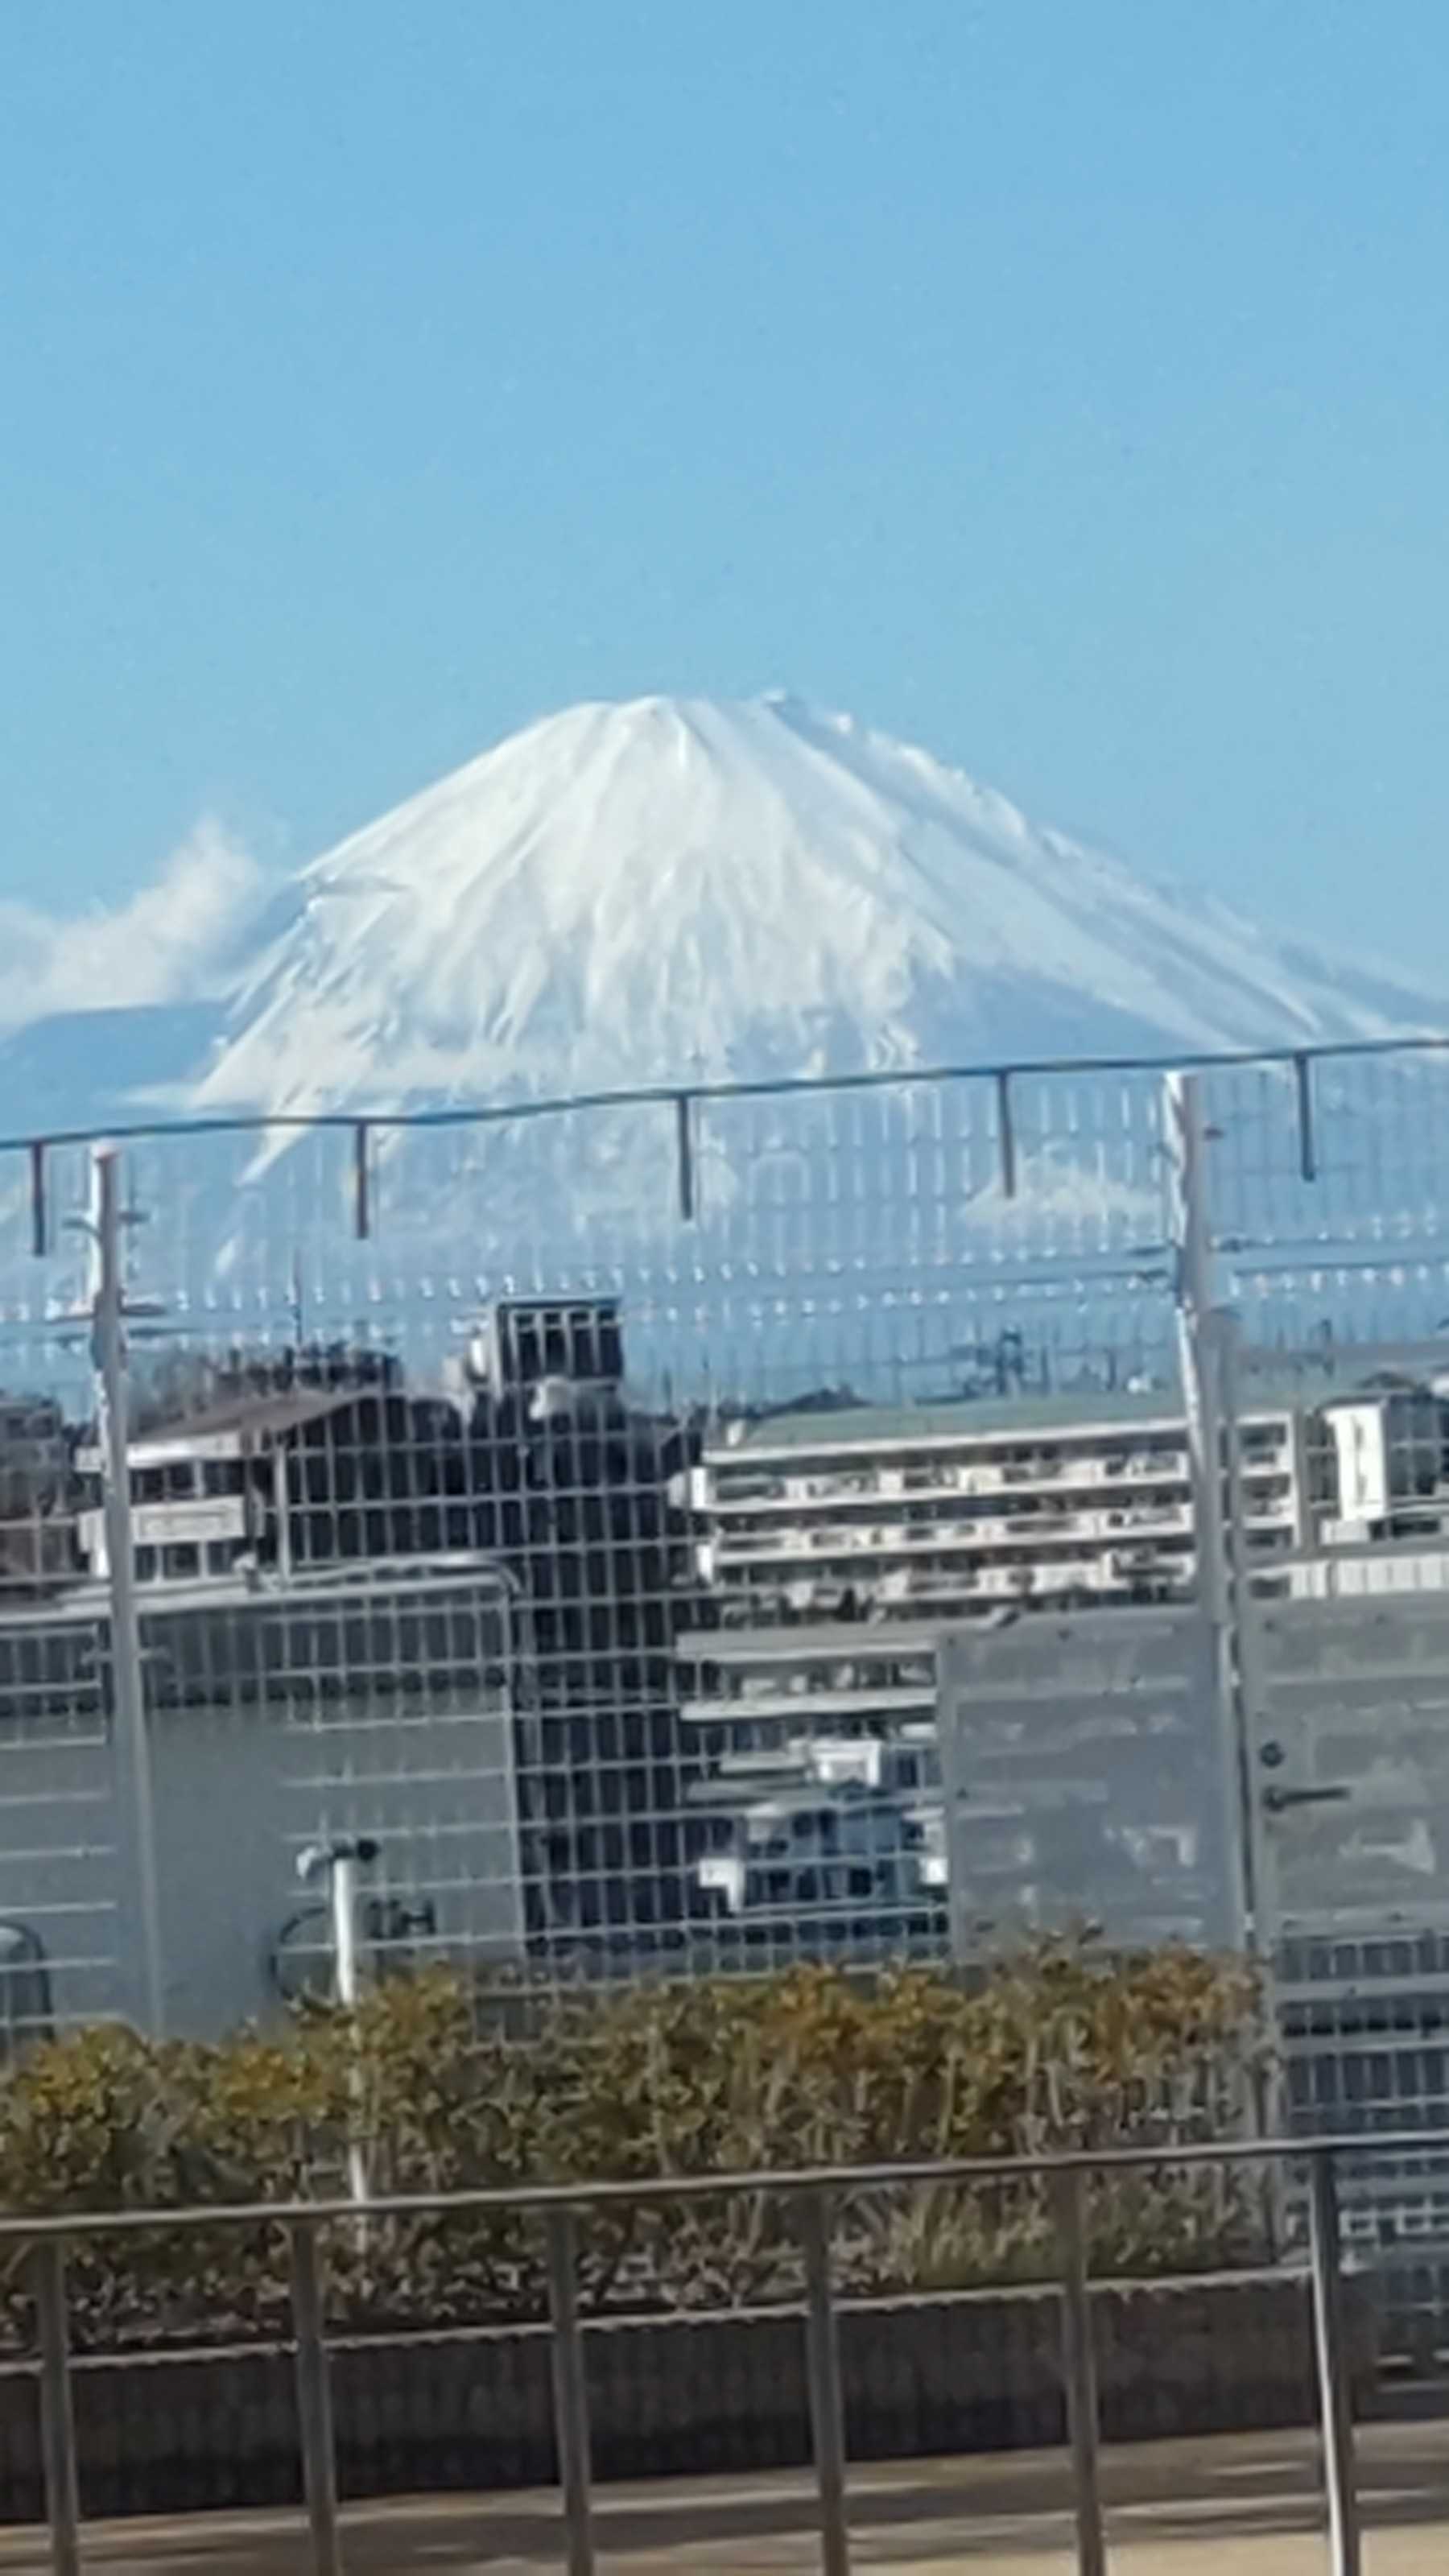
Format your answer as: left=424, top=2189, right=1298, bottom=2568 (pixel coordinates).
left=1163, top=1073, right=1250, bottom=1955
left=1165, top=1074, right=1225, bottom=1608
left=1164, top=1073, right=1284, bottom=2207
left=86, top=1146, right=165, bottom=2039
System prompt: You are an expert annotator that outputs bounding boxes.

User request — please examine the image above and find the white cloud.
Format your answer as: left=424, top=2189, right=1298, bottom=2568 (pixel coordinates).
left=0, top=823, right=266, bottom=1032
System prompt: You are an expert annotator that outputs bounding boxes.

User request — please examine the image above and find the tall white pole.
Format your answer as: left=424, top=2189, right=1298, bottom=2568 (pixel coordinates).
left=1163, top=1074, right=1249, bottom=1956
left=1164, top=1074, right=1285, bottom=2224
left=1165, top=1073, right=1228, bottom=1617
left=1214, top=1304, right=1276, bottom=1954
left=1213, top=1298, right=1288, bottom=2184
left=89, top=1146, right=164, bottom=2038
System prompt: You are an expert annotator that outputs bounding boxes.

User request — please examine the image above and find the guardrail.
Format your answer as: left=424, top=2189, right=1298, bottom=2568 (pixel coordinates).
left=13, top=2125, right=1421, bottom=2576
left=2, top=1026, right=1447, bottom=1251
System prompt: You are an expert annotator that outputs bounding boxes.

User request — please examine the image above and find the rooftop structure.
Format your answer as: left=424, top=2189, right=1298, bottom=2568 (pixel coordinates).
left=75, top=1387, right=366, bottom=1589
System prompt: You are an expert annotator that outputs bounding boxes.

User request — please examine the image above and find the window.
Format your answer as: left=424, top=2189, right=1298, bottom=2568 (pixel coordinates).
left=134, top=1546, right=158, bottom=1583
left=162, top=1542, right=200, bottom=1580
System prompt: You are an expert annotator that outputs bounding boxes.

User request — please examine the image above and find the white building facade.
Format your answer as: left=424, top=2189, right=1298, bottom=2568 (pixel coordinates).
left=678, top=1389, right=1306, bottom=1949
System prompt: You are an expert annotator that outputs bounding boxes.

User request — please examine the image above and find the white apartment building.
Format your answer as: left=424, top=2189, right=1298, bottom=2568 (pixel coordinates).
left=678, top=1389, right=1305, bottom=1942
left=679, top=1377, right=1449, bottom=1948
left=685, top=1387, right=1302, bottom=1632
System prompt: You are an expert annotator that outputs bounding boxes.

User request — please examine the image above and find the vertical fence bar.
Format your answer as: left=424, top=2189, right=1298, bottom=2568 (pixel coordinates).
left=675, top=1092, right=696, bottom=1221
left=1053, top=2169, right=1106, bottom=2576
left=33, top=2241, right=80, bottom=2576
left=288, top=2219, right=343, bottom=2576
left=28, top=1138, right=47, bottom=1259
left=544, top=2208, right=596, bottom=2576
left=995, top=1069, right=1018, bottom=1199
left=1294, top=1051, right=1318, bottom=1183
left=353, top=1121, right=371, bottom=1241
left=797, top=2190, right=851, bottom=2576
left=1308, top=2149, right=1362, bottom=2576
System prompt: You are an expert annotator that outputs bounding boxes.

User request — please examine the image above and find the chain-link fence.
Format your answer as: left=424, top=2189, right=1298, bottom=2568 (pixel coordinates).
left=3, top=1039, right=1449, bottom=2339
left=0, top=1057, right=1184, bottom=2028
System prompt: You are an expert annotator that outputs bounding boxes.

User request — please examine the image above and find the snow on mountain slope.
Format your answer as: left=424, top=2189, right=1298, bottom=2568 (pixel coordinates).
left=192, top=694, right=1443, bottom=1118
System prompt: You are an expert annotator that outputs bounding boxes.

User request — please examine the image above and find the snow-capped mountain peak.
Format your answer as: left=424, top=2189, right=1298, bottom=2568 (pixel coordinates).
left=191, top=691, right=1439, bottom=1118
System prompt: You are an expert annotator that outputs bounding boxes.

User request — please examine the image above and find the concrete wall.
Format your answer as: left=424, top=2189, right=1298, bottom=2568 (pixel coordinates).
left=0, top=2268, right=1374, bottom=2521
left=0, top=1572, right=527, bottom=2039
left=146, top=1687, right=525, bottom=2035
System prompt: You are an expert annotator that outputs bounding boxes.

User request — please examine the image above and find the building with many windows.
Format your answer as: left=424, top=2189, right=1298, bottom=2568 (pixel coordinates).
left=677, top=1389, right=1307, bottom=1952
left=686, top=1392, right=1304, bottom=1626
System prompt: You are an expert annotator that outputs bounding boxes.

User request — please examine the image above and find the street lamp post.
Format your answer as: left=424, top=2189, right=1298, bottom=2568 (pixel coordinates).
left=297, top=1835, right=379, bottom=2211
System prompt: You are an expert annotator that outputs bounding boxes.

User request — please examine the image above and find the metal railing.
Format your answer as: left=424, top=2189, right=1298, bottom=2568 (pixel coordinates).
left=6, top=1027, right=1449, bottom=1328
left=12, top=2125, right=1431, bottom=2576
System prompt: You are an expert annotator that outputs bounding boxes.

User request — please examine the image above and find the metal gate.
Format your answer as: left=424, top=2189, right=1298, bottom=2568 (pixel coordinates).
left=1242, top=1584, right=1449, bottom=2340
left=936, top=1604, right=1241, bottom=1958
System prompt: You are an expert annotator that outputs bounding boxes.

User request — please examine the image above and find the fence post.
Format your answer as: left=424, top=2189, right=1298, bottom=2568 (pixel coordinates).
left=33, top=2240, right=80, bottom=2576
left=88, top=1145, right=166, bottom=2041
left=797, top=2190, right=851, bottom=2576
left=1052, top=2169, right=1105, bottom=2576
left=544, top=2207, right=596, bottom=2576
left=1308, top=2149, right=1362, bottom=2576
left=353, top=1121, right=370, bottom=1239
left=675, top=1091, right=696, bottom=1221
left=288, top=2219, right=342, bottom=2576
left=1294, top=1051, right=1318, bottom=1182
left=28, top=1137, right=47, bottom=1259
left=995, top=1068, right=1018, bottom=1198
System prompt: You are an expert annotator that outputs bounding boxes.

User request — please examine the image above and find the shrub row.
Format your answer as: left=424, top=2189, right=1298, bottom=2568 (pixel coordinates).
left=0, top=1942, right=1267, bottom=2348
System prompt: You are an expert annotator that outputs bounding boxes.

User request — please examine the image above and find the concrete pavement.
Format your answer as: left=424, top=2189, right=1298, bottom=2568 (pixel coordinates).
left=0, top=2422, right=1446, bottom=2569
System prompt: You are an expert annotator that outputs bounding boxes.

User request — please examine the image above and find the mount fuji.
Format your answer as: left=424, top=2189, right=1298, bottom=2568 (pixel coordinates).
left=0, top=693, right=1444, bottom=1391
left=178, top=691, right=1439, bottom=1122
left=0, top=695, right=1441, bottom=1150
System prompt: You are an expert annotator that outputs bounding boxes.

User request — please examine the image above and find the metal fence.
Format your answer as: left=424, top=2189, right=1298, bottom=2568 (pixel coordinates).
left=6, top=2128, right=1401, bottom=2575
left=3, top=1042, right=1449, bottom=2321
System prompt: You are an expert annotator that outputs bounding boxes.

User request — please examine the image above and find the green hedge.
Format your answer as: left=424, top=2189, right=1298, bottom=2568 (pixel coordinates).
left=0, top=1943, right=1268, bottom=2347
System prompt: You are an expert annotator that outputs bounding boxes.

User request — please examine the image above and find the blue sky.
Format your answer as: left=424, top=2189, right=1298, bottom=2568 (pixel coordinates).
left=2, top=0, right=1447, bottom=971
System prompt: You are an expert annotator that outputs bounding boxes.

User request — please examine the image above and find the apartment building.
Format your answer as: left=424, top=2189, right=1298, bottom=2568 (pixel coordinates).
left=678, top=1389, right=1304, bottom=1950
left=684, top=1385, right=1302, bottom=1630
